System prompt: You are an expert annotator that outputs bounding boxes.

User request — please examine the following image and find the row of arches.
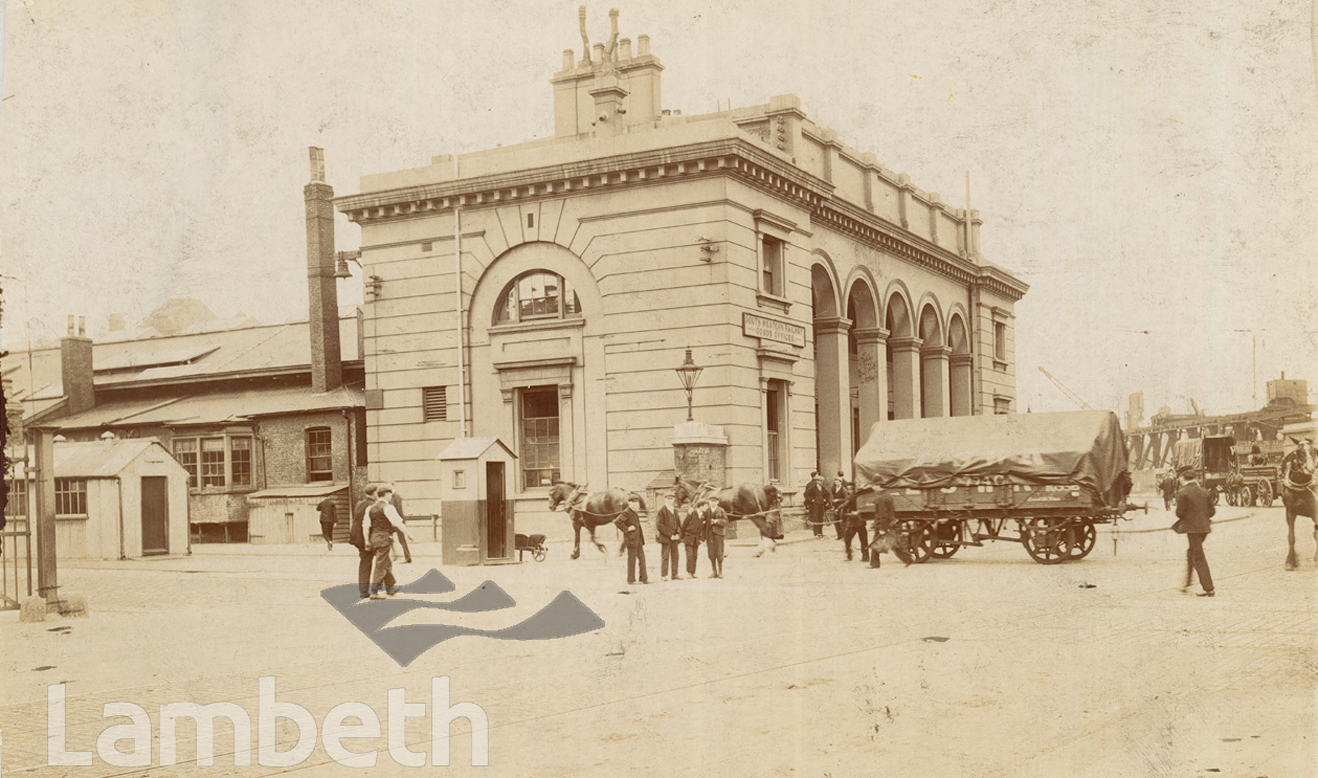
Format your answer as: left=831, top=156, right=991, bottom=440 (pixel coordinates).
left=812, top=257, right=976, bottom=479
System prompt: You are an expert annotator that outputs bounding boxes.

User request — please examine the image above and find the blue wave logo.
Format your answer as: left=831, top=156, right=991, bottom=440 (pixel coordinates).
left=321, top=570, right=605, bottom=666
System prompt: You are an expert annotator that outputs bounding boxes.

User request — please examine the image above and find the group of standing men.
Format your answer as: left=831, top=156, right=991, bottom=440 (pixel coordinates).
left=617, top=493, right=729, bottom=584
left=803, top=471, right=870, bottom=561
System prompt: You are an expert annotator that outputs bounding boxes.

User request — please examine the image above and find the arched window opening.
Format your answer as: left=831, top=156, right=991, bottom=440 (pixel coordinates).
left=494, top=271, right=582, bottom=325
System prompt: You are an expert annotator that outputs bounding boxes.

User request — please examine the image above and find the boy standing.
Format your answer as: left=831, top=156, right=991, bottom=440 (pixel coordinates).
left=705, top=496, right=728, bottom=578
left=681, top=499, right=707, bottom=578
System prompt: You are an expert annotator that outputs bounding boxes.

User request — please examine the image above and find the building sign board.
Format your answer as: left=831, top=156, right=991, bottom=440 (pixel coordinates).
left=742, top=312, right=807, bottom=348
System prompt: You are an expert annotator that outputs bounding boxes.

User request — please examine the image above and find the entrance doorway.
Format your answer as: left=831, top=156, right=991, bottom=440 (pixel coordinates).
left=486, top=461, right=508, bottom=558
left=141, top=476, right=169, bottom=555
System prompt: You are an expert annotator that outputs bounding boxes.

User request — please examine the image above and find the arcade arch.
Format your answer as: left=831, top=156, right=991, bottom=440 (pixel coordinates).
left=811, top=258, right=850, bottom=479
left=918, top=302, right=950, bottom=418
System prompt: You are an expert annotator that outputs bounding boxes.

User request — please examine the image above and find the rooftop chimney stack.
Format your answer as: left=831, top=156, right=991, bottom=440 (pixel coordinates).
left=551, top=7, right=663, bottom=136
left=60, top=315, right=95, bottom=415
left=305, top=147, right=343, bottom=393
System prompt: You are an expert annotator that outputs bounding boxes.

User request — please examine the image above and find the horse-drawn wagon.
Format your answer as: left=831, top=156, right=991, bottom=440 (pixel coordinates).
left=852, top=410, right=1137, bottom=565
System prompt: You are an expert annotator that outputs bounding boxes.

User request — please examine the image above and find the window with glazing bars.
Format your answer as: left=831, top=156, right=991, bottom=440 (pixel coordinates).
left=307, top=427, right=333, bottom=482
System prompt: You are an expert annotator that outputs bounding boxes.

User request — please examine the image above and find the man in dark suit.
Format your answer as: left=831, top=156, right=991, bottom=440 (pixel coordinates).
left=655, top=493, right=684, bottom=580
left=1174, top=468, right=1215, bottom=596
left=681, top=499, right=707, bottom=578
left=350, top=485, right=379, bottom=598
left=616, top=497, right=649, bottom=584
left=804, top=472, right=831, bottom=538
left=704, top=496, right=728, bottom=578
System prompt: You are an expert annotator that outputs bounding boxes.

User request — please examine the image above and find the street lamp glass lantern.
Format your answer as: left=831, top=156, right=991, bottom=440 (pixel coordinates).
left=675, top=348, right=702, bottom=421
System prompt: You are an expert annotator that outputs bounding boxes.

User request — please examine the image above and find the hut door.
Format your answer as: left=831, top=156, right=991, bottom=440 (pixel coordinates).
left=141, top=476, right=169, bottom=555
left=486, top=461, right=507, bottom=558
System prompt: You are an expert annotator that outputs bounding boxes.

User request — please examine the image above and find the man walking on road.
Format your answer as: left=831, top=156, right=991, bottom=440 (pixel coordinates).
left=317, top=497, right=338, bottom=550
left=655, top=493, right=683, bottom=580
left=1174, top=468, right=1215, bottom=597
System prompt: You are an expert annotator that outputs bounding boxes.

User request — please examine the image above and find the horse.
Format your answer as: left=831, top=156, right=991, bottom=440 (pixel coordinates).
left=547, top=481, right=646, bottom=560
left=1280, top=441, right=1318, bottom=571
left=673, top=477, right=783, bottom=557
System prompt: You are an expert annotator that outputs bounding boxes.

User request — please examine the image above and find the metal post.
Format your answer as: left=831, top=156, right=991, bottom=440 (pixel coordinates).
left=32, top=429, right=58, bottom=604
left=454, top=151, right=467, bottom=439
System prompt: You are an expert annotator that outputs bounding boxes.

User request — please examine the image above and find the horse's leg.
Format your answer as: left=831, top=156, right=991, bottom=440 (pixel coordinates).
left=590, top=522, right=607, bottom=554
left=571, top=517, right=583, bottom=560
left=1285, top=508, right=1298, bottom=570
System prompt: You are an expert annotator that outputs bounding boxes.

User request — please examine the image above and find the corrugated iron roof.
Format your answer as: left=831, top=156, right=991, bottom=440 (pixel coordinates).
left=50, top=384, right=364, bottom=430
left=247, top=483, right=348, bottom=499
left=52, top=439, right=172, bottom=478
left=5, top=313, right=360, bottom=399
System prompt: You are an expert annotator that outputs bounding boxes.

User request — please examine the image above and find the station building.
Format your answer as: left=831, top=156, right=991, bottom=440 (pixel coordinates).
left=335, top=12, right=1028, bottom=530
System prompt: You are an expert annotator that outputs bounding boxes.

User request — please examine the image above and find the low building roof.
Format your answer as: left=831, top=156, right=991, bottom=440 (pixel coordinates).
left=49, top=384, right=363, bottom=431
left=51, top=439, right=170, bottom=478
left=436, top=436, right=517, bottom=461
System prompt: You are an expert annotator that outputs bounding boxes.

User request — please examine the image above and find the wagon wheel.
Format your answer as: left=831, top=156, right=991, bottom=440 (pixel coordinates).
left=1225, top=488, right=1238, bottom=507
left=928, top=520, right=960, bottom=559
left=893, top=519, right=934, bottom=565
left=533, top=548, right=547, bottom=562
left=1209, top=488, right=1220, bottom=507
left=1239, top=485, right=1253, bottom=508
left=1022, top=518, right=1068, bottom=565
left=1257, top=480, right=1273, bottom=507
left=1065, top=519, right=1097, bottom=561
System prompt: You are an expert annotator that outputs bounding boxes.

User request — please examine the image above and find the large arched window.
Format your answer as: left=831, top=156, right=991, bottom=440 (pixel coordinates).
left=493, top=271, right=582, bottom=325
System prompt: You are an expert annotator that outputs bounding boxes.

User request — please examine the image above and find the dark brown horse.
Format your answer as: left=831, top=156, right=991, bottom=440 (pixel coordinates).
left=1280, top=441, right=1317, bottom=571
left=547, top=481, right=646, bottom=560
left=673, top=477, right=783, bottom=557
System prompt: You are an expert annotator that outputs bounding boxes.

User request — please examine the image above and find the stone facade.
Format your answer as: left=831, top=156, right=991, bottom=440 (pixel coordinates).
left=337, top=12, right=1027, bottom=530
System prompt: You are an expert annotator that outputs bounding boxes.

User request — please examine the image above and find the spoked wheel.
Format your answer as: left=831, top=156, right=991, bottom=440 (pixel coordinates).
left=1022, top=518, right=1070, bottom=564
left=928, top=520, right=960, bottom=559
left=1257, top=481, right=1273, bottom=507
left=1225, top=489, right=1238, bottom=507
left=893, top=519, right=934, bottom=564
left=533, top=548, right=547, bottom=562
left=1210, top=489, right=1220, bottom=506
left=1066, top=519, right=1097, bottom=561
left=1240, top=485, right=1254, bottom=508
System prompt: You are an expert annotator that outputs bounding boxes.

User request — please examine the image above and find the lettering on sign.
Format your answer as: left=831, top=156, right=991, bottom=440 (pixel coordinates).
left=742, top=313, right=806, bottom=348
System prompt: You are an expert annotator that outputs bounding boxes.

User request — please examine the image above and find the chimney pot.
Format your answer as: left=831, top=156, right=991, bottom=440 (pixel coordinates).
left=78, top=316, right=86, bottom=336
left=637, top=34, right=650, bottom=55
left=619, top=37, right=632, bottom=59
left=562, top=49, right=575, bottom=69
left=67, top=315, right=75, bottom=335
left=593, top=42, right=605, bottom=61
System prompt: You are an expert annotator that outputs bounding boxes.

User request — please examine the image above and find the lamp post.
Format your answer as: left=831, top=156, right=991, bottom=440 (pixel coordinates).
left=675, top=348, right=702, bottom=422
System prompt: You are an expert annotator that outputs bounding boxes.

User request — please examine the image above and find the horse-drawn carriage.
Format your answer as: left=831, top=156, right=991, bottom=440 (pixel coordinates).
left=852, top=410, right=1139, bottom=565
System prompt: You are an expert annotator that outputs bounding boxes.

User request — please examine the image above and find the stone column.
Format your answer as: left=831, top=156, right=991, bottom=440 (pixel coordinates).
left=888, top=336, right=923, bottom=419
left=812, top=316, right=853, bottom=481
left=921, top=345, right=952, bottom=418
left=949, top=353, right=974, bottom=417
left=853, top=327, right=889, bottom=438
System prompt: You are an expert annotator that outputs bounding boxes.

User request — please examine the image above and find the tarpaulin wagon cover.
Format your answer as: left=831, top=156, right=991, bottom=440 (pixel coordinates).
left=853, top=411, right=1131, bottom=507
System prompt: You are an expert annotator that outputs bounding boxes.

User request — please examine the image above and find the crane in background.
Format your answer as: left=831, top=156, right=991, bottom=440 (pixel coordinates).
left=1038, top=366, right=1095, bottom=411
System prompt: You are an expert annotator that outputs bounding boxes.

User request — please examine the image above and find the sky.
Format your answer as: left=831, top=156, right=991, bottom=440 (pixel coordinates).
left=1, top=0, right=1315, bottom=420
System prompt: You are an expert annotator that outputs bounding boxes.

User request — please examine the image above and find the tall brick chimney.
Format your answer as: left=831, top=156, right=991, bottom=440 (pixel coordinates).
left=305, top=147, right=343, bottom=393
left=60, top=315, right=95, bottom=414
